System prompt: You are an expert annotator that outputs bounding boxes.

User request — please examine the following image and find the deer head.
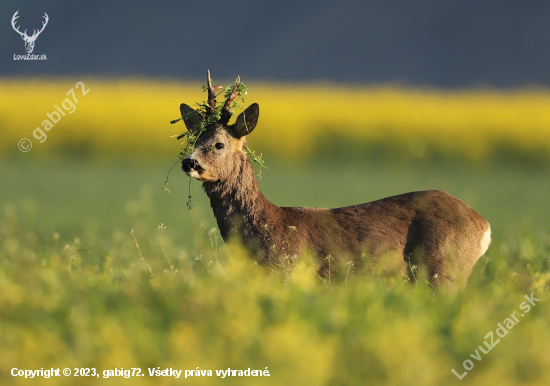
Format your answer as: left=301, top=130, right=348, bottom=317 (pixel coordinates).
left=181, top=71, right=260, bottom=183
left=11, top=11, right=49, bottom=54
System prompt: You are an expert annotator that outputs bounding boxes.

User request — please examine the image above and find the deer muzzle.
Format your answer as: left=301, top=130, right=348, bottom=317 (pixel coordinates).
left=182, top=157, right=204, bottom=177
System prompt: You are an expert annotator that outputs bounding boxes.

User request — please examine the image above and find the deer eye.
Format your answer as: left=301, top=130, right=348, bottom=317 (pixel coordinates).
left=215, top=143, right=224, bottom=150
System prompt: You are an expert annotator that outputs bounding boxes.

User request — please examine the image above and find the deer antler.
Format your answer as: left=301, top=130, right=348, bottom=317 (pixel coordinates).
left=11, top=11, right=27, bottom=38
left=11, top=11, right=49, bottom=40
left=31, top=13, right=49, bottom=38
left=205, top=70, right=217, bottom=117
left=219, top=76, right=241, bottom=124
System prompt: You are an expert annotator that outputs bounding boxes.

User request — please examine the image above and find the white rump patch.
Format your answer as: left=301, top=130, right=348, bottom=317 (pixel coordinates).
left=479, top=226, right=492, bottom=256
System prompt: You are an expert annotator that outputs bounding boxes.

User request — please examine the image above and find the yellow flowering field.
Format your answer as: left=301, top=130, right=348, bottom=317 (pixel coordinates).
left=1, top=77, right=550, bottom=161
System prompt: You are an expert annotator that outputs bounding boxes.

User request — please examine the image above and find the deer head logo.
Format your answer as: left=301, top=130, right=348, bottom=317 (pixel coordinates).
left=11, top=11, right=49, bottom=54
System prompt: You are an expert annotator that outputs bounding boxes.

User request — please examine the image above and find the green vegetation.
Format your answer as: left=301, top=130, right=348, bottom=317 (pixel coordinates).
left=2, top=158, right=549, bottom=239
left=1, top=158, right=549, bottom=385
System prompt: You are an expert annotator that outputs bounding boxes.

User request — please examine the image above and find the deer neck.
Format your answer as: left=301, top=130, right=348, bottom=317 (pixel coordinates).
left=202, top=158, right=282, bottom=242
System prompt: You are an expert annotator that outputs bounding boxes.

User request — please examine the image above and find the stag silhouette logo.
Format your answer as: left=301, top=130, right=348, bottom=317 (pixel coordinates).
left=11, top=10, right=49, bottom=54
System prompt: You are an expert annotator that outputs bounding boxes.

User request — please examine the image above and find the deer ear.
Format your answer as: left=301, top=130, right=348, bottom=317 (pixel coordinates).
left=233, top=103, right=259, bottom=138
left=180, top=103, right=202, bottom=130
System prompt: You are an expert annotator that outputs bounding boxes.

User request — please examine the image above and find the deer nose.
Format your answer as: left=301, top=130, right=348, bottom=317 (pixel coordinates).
left=182, top=158, right=196, bottom=172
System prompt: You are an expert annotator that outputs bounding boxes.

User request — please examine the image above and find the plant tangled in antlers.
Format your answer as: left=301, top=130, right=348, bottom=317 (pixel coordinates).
left=164, top=71, right=266, bottom=200
left=171, top=70, right=250, bottom=157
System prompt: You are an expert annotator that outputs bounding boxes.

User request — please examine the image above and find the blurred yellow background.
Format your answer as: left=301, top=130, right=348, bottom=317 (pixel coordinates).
left=2, top=78, right=550, bottom=162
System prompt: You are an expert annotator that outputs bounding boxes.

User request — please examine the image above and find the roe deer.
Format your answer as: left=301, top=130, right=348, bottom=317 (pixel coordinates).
left=180, top=71, right=491, bottom=288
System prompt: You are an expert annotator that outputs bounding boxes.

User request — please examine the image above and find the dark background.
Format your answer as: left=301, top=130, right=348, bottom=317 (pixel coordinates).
left=2, top=0, right=550, bottom=87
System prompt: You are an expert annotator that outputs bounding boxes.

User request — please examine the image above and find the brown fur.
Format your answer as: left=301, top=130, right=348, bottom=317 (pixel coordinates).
left=181, top=103, right=490, bottom=288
